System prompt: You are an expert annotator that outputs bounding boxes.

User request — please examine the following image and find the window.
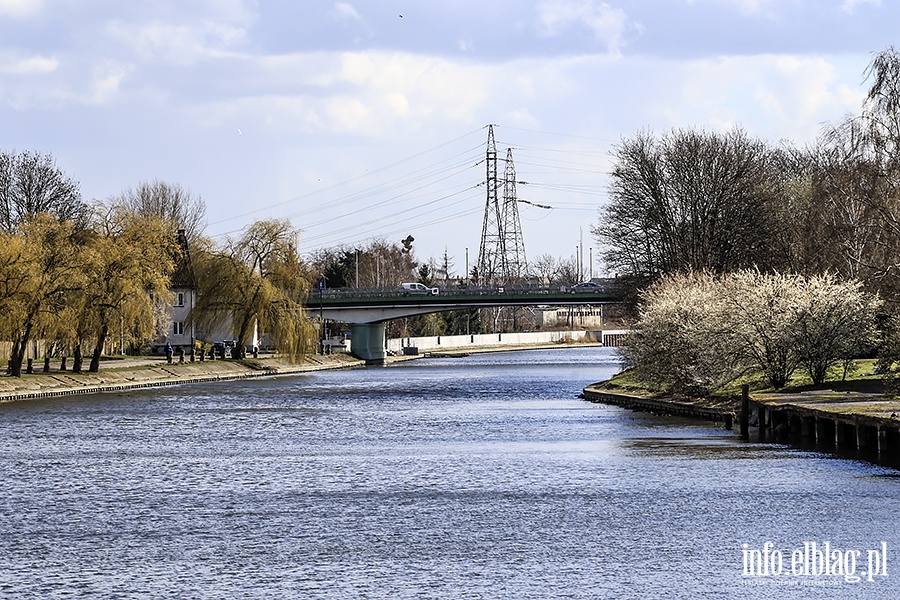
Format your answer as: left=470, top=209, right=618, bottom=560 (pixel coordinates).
left=175, top=292, right=185, bottom=307
left=174, top=321, right=184, bottom=335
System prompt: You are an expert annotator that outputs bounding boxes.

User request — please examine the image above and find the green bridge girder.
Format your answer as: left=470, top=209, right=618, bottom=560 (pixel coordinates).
left=305, top=284, right=624, bottom=363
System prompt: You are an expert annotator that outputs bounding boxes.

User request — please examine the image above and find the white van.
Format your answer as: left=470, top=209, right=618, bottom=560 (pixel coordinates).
left=400, top=282, right=438, bottom=296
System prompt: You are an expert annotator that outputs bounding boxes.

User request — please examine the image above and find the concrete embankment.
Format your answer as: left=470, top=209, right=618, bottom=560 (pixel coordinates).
left=0, top=341, right=601, bottom=403
left=581, top=384, right=734, bottom=428
left=583, top=381, right=900, bottom=468
left=0, top=354, right=378, bottom=403
left=749, top=392, right=900, bottom=468
left=387, top=329, right=627, bottom=354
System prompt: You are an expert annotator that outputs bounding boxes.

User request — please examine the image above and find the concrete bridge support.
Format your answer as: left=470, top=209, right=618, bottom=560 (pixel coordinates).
left=350, top=323, right=387, bottom=364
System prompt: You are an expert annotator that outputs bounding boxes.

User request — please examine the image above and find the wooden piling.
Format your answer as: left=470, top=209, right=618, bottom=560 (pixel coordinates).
left=816, top=417, right=835, bottom=449
left=740, top=384, right=750, bottom=439
left=757, top=404, right=767, bottom=441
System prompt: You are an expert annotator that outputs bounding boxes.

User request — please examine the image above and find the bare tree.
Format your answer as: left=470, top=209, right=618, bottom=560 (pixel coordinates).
left=0, top=150, right=87, bottom=233
left=354, top=238, right=418, bottom=288
left=813, top=47, right=900, bottom=303
left=114, top=180, right=207, bottom=243
left=593, top=128, right=782, bottom=278
left=436, top=247, right=454, bottom=286
left=530, top=253, right=561, bottom=284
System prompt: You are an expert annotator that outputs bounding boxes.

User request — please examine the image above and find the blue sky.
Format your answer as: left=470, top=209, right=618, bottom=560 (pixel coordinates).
left=0, top=0, right=896, bottom=273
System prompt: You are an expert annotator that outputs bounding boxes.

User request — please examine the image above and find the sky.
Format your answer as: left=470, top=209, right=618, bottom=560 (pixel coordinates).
left=1, top=0, right=897, bottom=276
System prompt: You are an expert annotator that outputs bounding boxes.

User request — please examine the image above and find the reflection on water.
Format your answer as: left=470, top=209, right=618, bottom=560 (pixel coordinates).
left=0, top=348, right=898, bottom=598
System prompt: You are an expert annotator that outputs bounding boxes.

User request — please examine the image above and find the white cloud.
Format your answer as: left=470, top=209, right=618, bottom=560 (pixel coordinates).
left=84, top=61, right=134, bottom=105
left=0, top=53, right=58, bottom=74
left=331, top=2, right=363, bottom=22
left=107, top=20, right=247, bottom=64
left=842, top=0, right=881, bottom=14
left=536, top=0, right=633, bottom=54
left=685, top=0, right=783, bottom=17
left=0, top=0, right=42, bottom=18
left=180, top=49, right=541, bottom=139
left=673, top=55, right=864, bottom=142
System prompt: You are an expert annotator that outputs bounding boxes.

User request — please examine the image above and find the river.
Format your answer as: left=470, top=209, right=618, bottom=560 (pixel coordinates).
left=1, top=347, right=898, bottom=598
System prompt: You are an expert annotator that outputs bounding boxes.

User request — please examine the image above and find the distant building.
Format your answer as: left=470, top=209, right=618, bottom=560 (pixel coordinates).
left=152, top=229, right=261, bottom=354
left=153, top=229, right=196, bottom=353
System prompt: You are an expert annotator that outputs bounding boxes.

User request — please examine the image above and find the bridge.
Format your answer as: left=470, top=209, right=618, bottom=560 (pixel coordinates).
left=304, top=283, right=624, bottom=363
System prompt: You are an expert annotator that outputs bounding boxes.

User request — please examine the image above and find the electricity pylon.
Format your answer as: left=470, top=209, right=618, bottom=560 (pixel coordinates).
left=500, top=147, right=527, bottom=280
left=477, top=125, right=527, bottom=284
left=477, top=124, right=505, bottom=284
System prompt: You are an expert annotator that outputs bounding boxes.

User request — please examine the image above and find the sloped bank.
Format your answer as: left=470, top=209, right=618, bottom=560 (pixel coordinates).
left=0, top=354, right=373, bottom=403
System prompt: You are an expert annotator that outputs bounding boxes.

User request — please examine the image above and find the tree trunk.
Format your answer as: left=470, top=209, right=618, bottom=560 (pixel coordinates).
left=89, top=324, right=109, bottom=372
left=9, top=342, right=23, bottom=378
left=10, top=322, right=34, bottom=378
left=72, top=344, right=83, bottom=374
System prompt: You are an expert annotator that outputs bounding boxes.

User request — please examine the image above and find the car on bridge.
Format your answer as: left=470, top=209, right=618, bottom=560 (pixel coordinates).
left=400, top=282, right=439, bottom=296
left=570, top=281, right=604, bottom=293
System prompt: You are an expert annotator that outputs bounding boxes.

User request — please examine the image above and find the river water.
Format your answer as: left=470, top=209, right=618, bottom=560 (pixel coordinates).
left=1, top=347, right=898, bottom=598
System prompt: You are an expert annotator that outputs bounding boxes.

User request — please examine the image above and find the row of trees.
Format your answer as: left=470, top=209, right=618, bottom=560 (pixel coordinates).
left=623, top=271, right=880, bottom=395
left=594, top=47, right=900, bottom=305
left=594, top=47, right=900, bottom=393
left=4, top=143, right=577, bottom=377
left=0, top=205, right=176, bottom=377
left=0, top=151, right=318, bottom=376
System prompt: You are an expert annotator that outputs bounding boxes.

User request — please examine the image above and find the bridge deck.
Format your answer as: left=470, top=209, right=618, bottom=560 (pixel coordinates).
left=304, top=285, right=624, bottom=324
left=307, top=285, right=622, bottom=308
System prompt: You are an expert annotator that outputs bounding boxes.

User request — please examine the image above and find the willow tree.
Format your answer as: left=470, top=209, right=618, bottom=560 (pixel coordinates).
left=192, top=219, right=316, bottom=361
left=0, top=215, right=87, bottom=376
left=74, top=205, right=176, bottom=373
left=813, top=47, right=900, bottom=303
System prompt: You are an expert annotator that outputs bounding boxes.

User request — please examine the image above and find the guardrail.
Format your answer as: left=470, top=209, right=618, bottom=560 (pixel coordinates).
left=314, top=283, right=621, bottom=300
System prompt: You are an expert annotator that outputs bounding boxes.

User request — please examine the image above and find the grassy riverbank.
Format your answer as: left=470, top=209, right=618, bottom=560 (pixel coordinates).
left=591, top=358, right=900, bottom=426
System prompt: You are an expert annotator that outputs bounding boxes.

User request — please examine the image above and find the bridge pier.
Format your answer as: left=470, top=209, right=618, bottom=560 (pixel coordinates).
left=350, top=323, right=386, bottom=365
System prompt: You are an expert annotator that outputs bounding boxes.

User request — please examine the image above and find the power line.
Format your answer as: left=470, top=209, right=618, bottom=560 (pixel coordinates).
left=208, top=127, right=487, bottom=232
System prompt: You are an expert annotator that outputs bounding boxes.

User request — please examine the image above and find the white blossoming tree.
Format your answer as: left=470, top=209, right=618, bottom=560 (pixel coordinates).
left=621, top=272, right=741, bottom=396
left=623, top=271, right=881, bottom=395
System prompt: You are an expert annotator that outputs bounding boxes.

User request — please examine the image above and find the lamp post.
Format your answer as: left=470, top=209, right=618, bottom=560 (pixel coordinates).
left=319, top=278, right=325, bottom=354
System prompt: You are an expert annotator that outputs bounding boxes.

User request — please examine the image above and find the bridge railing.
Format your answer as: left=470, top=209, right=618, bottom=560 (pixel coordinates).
left=314, top=283, right=615, bottom=300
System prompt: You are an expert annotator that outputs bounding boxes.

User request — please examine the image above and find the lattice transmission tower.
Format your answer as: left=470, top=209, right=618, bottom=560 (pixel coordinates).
left=501, top=146, right=527, bottom=280
left=477, top=125, right=528, bottom=284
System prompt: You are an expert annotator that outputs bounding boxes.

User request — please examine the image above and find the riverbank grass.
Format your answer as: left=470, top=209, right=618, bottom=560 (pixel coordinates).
left=602, top=358, right=886, bottom=410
